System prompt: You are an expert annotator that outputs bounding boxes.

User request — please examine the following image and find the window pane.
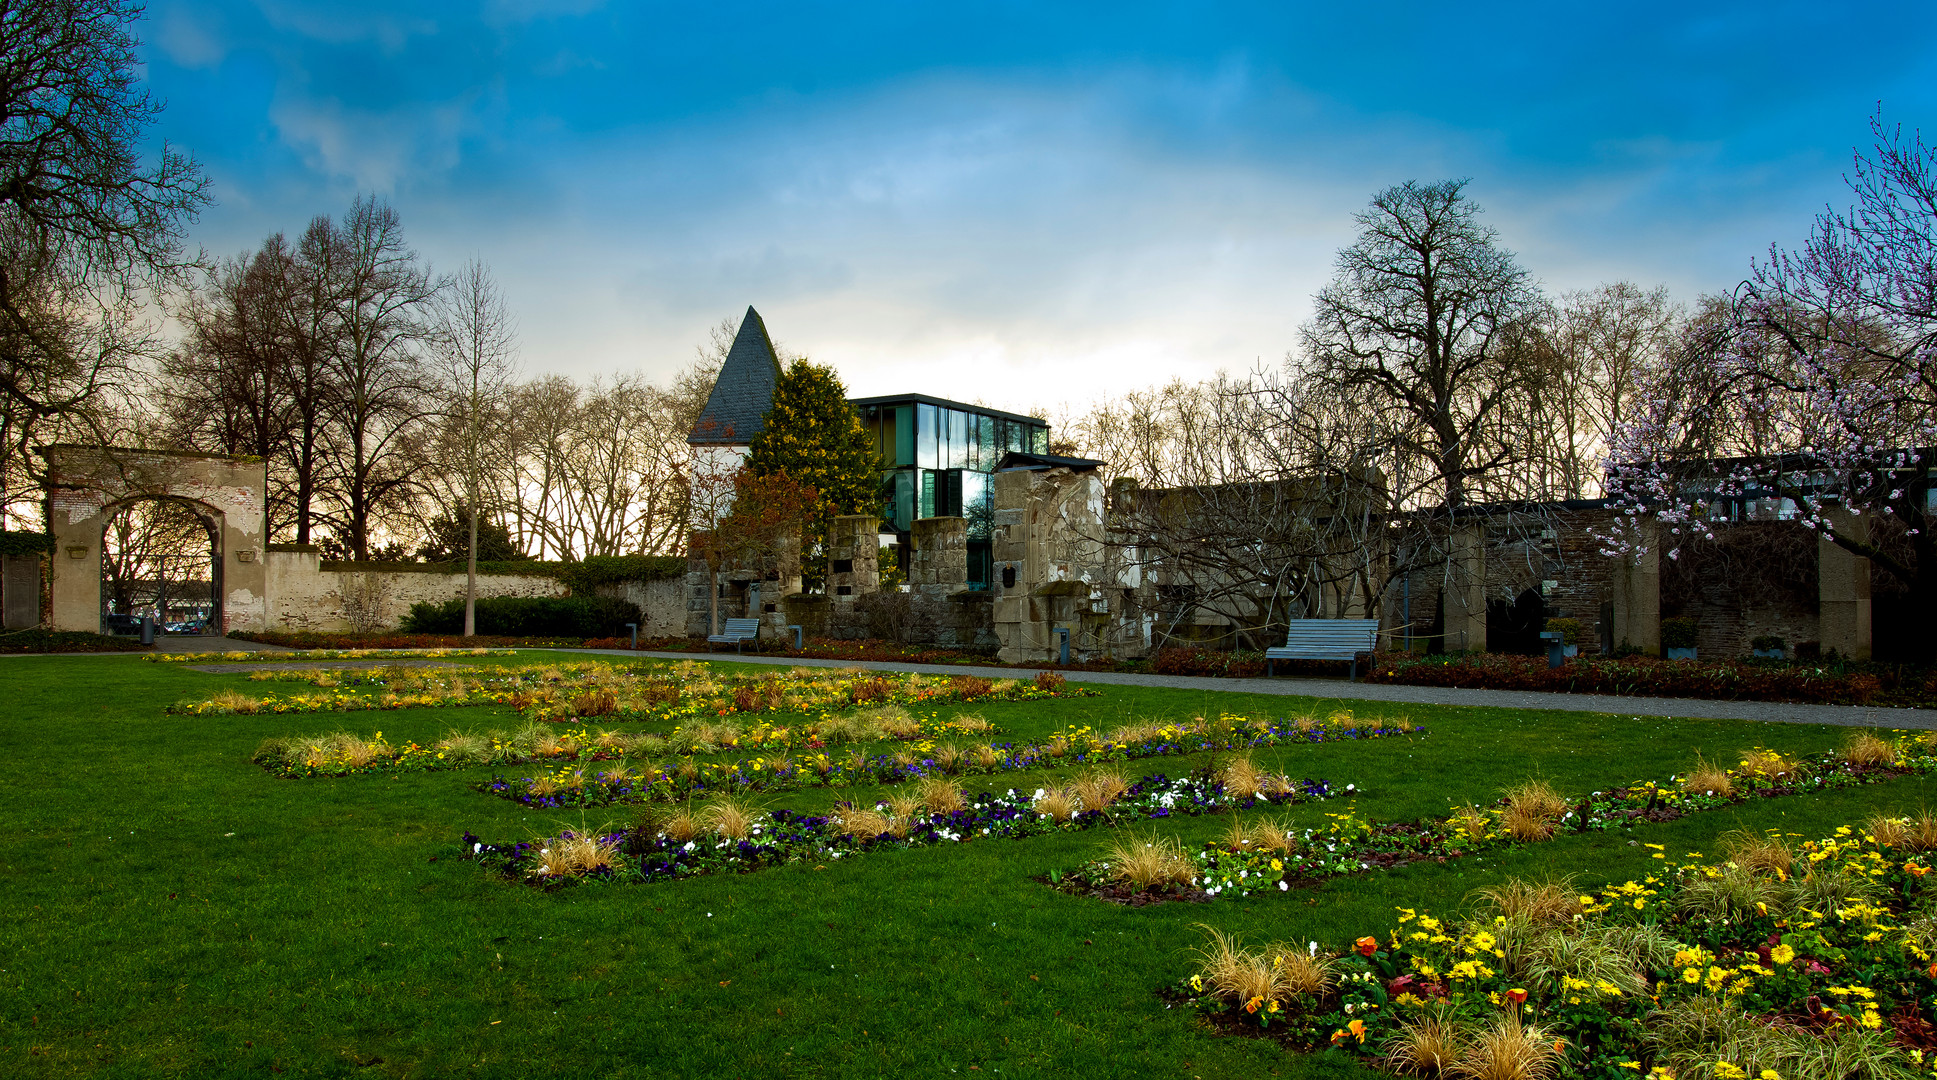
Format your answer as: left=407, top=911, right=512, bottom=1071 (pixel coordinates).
left=977, top=415, right=995, bottom=471
left=894, top=406, right=914, bottom=466
left=916, top=404, right=937, bottom=469
left=919, top=469, right=936, bottom=520
left=892, top=469, right=914, bottom=531
left=948, top=410, right=968, bottom=470
left=1029, top=424, right=1048, bottom=454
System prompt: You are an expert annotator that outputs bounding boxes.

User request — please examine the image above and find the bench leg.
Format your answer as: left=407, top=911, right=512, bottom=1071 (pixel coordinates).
left=1349, top=657, right=1357, bottom=682
left=1266, top=658, right=1274, bottom=678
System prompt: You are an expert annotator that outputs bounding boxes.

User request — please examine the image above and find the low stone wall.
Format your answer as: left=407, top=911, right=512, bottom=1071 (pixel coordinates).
left=782, top=589, right=997, bottom=649
left=597, top=578, right=687, bottom=638
left=265, top=548, right=568, bottom=632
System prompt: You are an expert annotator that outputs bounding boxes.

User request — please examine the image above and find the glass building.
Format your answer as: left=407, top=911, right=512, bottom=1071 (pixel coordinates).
left=852, top=394, right=1050, bottom=589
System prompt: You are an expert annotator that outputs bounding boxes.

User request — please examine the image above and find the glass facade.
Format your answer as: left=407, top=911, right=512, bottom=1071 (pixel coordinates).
left=855, top=395, right=1050, bottom=590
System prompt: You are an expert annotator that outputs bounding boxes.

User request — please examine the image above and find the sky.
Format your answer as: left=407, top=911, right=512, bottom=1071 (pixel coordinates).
left=140, top=0, right=1937, bottom=416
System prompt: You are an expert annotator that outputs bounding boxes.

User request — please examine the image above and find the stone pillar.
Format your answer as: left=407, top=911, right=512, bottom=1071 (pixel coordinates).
left=826, top=515, right=880, bottom=601
left=2, top=553, right=42, bottom=628
left=908, top=517, right=968, bottom=595
left=1819, top=509, right=1872, bottom=661
left=1443, top=523, right=1487, bottom=652
left=1611, top=521, right=1660, bottom=655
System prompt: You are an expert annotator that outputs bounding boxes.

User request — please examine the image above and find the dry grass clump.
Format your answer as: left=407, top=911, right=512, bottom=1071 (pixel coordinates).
left=1073, top=768, right=1129, bottom=812
left=1267, top=944, right=1337, bottom=996
left=918, top=776, right=966, bottom=815
left=1680, top=754, right=1736, bottom=798
left=1191, top=928, right=1278, bottom=1006
left=1864, top=811, right=1937, bottom=852
left=1102, top=833, right=1195, bottom=889
left=932, top=744, right=966, bottom=774
left=973, top=744, right=1001, bottom=769
left=527, top=774, right=561, bottom=797
left=1501, top=781, right=1568, bottom=842
left=1447, top=1013, right=1564, bottom=1080
left=528, top=831, right=619, bottom=878
left=1737, top=747, right=1806, bottom=783
left=952, top=713, right=993, bottom=734
left=1034, top=787, right=1080, bottom=822
left=1384, top=1003, right=1468, bottom=1076
left=207, top=689, right=261, bottom=714
left=1476, top=877, right=1583, bottom=925
left=1841, top=730, right=1898, bottom=768
left=571, top=688, right=618, bottom=717
left=829, top=802, right=898, bottom=839
left=1225, top=815, right=1296, bottom=853
left=699, top=797, right=762, bottom=839
left=853, top=706, right=918, bottom=739
left=432, top=731, right=492, bottom=762
left=1221, top=755, right=1263, bottom=799
left=1720, top=829, right=1794, bottom=876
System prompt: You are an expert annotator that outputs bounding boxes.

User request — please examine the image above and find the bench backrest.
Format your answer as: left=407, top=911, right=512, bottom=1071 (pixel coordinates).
left=1281, top=619, right=1380, bottom=647
left=721, top=617, right=761, bottom=635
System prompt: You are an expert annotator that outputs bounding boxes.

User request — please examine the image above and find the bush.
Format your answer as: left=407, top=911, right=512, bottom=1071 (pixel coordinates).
left=1750, top=634, right=1786, bottom=652
left=1153, top=646, right=1228, bottom=676
left=1365, top=652, right=1910, bottom=706
left=400, top=595, right=643, bottom=638
left=1661, top=616, right=1700, bottom=649
left=1544, top=617, right=1582, bottom=645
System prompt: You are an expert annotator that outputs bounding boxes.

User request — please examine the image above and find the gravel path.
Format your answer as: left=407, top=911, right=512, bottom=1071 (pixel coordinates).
left=551, top=648, right=1937, bottom=730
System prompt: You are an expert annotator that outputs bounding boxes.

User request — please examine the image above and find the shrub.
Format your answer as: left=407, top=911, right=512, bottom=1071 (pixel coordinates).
left=1153, top=646, right=1227, bottom=676
left=1544, top=617, right=1582, bottom=645
left=1750, top=634, right=1786, bottom=652
left=1661, top=616, right=1700, bottom=649
left=400, top=595, right=642, bottom=638
left=1033, top=670, right=1066, bottom=693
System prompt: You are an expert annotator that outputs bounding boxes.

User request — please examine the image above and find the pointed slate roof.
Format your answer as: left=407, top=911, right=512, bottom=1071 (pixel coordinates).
left=688, top=306, right=783, bottom=445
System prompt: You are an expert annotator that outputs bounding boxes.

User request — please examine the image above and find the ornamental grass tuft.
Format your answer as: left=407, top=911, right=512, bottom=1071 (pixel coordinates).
left=1383, top=1003, right=1468, bottom=1076
left=1500, top=781, right=1567, bottom=842
left=1033, top=787, right=1079, bottom=822
left=1681, top=754, right=1736, bottom=798
left=1221, top=754, right=1263, bottom=799
left=1840, top=729, right=1897, bottom=769
left=918, top=776, right=965, bottom=815
left=572, top=688, right=618, bottom=717
left=1475, top=877, right=1582, bottom=926
left=1190, top=927, right=1287, bottom=1009
left=1073, top=767, right=1129, bottom=812
left=1265, top=943, right=1338, bottom=997
left=699, top=797, right=762, bottom=840
left=1719, top=829, right=1794, bottom=876
left=654, top=805, right=703, bottom=843
left=1102, top=832, right=1194, bottom=889
left=1447, top=1012, right=1563, bottom=1080
left=1737, top=747, right=1806, bottom=783
left=829, top=803, right=895, bottom=839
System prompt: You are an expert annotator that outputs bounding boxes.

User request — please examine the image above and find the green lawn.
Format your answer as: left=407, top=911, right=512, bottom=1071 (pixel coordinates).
left=1, top=653, right=1931, bottom=1079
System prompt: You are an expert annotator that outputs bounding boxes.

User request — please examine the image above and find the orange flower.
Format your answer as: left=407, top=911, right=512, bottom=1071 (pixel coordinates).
left=1244, top=995, right=1263, bottom=1014
left=1908, top=863, right=1930, bottom=877
left=1507, top=987, right=1528, bottom=1005
left=1347, top=1018, right=1366, bottom=1042
left=1355, top=936, right=1379, bottom=956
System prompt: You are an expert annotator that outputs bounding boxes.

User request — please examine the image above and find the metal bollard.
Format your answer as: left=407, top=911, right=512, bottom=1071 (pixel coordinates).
left=1540, top=630, right=1565, bottom=670
left=626, top=623, right=638, bottom=649
left=788, top=624, right=803, bottom=650
left=1056, top=627, right=1070, bottom=666
left=140, top=616, right=156, bottom=645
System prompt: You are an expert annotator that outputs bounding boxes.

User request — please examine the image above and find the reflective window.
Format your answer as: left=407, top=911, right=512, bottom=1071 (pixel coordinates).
left=916, top=404, right=937, bottom=469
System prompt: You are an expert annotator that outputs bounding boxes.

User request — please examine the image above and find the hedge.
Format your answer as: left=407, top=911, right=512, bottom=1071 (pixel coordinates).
left=0, top=531, right=53, bottom=557
left=319, top=554, right=686, bottom=596
left=399, top=595, right=645, bottom=638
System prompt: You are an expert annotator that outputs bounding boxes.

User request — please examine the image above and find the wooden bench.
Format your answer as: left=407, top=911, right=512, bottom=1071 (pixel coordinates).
left=707, top=617, right=761, bottom=653
left=1264, top=619, right=1381, bottom=681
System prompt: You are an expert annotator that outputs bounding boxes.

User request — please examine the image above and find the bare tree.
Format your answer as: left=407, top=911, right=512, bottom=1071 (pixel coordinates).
left=315, top=197, right=444, bottom=559
left=0, top=0, right=207, bottom=526
left=435, top=258, right=518, bottom=634
left=1301, top=180, right=1546, bottom=510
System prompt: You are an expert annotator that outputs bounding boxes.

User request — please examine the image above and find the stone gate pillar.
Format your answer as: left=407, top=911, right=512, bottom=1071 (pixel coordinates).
left=827, top=515, right=880, bottom=600
left=1443, top=522, right=1487, bottom=652
left=1819, top=508, right=1872, bottom=661
left=908, top=517, right=968, bottom=596
left=1611, top=520, right=1660, bottom=655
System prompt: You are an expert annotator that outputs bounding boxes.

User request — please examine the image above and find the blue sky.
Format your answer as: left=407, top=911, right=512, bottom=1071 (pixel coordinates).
left=142, top=1, right=1937, bottom=411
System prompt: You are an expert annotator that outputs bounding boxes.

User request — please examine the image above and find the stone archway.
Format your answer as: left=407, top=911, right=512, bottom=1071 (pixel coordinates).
left=42, top=446, right=268, bottom=634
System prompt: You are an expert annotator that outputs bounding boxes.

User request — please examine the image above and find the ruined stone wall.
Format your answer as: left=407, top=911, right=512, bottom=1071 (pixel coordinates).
left=264, top=548, right=571, bottom=632
left=991, top=467, right=1150, bottom=664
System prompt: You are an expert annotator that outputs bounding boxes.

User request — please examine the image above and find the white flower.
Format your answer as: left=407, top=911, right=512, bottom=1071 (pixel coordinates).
left=1278, top=881, right=1289, bottom=891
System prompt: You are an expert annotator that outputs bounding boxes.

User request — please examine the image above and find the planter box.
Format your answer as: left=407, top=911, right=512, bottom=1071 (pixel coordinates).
left=1667, top=647, right=1698, bottom=661
left=1753, top=648, right=1784, bottom=659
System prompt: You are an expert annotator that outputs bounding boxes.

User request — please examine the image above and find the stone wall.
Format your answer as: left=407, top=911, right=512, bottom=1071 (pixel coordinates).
left=265, top=548, right=568, bottom=632
left=991, top=466, right=1150, bottom=664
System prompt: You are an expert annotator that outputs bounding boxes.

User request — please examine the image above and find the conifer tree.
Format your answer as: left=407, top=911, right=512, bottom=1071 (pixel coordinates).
left=745, top=360, right=880, bottom=581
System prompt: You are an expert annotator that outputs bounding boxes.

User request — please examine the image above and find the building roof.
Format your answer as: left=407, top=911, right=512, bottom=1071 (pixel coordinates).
left=849, top=393, right=1046, bottom=427
left=688, top=306, right=783, bottom=446
left=995, top=450, right=1106, bottom=473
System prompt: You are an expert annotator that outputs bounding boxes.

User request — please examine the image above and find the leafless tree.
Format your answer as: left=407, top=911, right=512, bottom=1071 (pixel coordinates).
left=435, top=258, right=518, bottom=634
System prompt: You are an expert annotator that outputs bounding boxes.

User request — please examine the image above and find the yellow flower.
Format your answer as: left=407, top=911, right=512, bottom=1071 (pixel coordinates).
left=1770, top=944, right=1795, bottom=964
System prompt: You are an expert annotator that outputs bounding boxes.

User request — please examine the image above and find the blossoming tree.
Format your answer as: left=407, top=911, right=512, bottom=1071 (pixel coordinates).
left=1602, top=112, right=1937, bottom=659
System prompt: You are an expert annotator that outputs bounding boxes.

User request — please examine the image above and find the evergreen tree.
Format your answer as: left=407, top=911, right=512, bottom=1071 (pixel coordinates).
left=745, top=360, right=880, bottom=583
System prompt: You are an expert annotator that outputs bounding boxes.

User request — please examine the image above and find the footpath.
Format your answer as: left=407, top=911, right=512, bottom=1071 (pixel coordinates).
left=564, top=648, right=1937, bottom=731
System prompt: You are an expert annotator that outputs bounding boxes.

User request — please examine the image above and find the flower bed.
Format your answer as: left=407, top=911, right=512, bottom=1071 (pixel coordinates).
left=461, top=767, right=1342, bottom=888
left=226, top=630, right=587, bottom=650
left=250, top=710, right=1001, bottom=778
left=174, top=662, right=1094, bottom=718
left=148, top=647, right=516, bottom=664
left=1367, top=651, right=1937, bottom=708
left=1057, top=734, right=1937, bottom=906
left=479, top=711, right=1416, bottom=808
left=1167, top=819, right=1937, bottom=1077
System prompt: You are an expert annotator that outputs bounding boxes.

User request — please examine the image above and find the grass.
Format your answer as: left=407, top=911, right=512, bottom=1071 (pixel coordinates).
left=2, top=652, right=1936, bottom=1078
